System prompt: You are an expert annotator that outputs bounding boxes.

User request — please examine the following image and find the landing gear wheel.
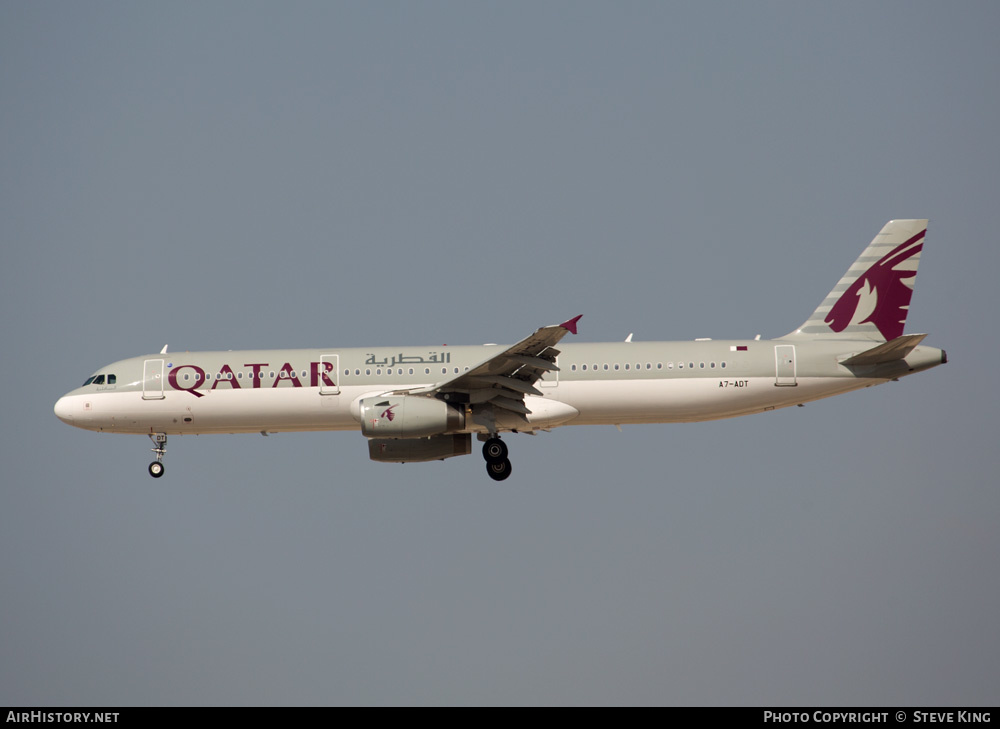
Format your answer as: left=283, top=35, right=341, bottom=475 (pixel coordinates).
left=486, top=458, right=512, bottom=482
left=147, top=433, right=167, bottom=478
left=482, top=437, right=508, bottom=464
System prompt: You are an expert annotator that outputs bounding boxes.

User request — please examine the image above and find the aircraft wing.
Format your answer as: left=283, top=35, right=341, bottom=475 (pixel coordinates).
left=407, top=315, right=581, bottom=426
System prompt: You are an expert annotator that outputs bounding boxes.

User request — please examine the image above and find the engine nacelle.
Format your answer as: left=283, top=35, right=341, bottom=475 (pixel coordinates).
left=358, top=395, right=465, bottom=438
left=368, top=434, right=471, bottom=463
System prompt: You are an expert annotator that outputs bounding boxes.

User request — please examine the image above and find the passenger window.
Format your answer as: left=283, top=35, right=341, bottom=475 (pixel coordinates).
left=721, top=362, right=727, bottom=369
left=624, top=364, right=629, bottom=370
left=614, top=364, right=620, bottom=370
left=366, top=369, right=372, bottom=376
left=700, top=362, right=705, bottom=369
left=678, top=362, right=684, bottom=369
left=689, top=362, right=695, bottom=369
left=710, top=362, right=715, bottom=369
left=424, top=368, right=430, bottom=375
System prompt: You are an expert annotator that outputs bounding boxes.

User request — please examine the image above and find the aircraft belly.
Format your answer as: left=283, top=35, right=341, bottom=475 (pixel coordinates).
left=554, top=376, right=879, bottom=425
left=54, top=392, right=184, bottom=433
left=185, top=388, right=363, bottom=433
left=71, top=374, right=886, bottom=435
left=91, top=387, right=362, bottom=434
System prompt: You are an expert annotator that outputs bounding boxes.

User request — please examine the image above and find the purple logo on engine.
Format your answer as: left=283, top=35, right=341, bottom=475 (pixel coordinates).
left=380, top=405, right=397, bottom=422
left=825, top=229, right=925, bottom=341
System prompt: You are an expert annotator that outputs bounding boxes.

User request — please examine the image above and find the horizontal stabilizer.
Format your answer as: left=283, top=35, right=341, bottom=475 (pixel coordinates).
left=841, top=333, right=928, bottom=366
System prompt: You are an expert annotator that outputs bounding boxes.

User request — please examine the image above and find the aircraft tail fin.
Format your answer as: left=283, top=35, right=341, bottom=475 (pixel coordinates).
left=782, top=219, right=928, bottom=342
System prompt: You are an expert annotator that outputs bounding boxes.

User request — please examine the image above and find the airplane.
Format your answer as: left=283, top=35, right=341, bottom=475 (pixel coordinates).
left=54, top=219, right=946, bottom=481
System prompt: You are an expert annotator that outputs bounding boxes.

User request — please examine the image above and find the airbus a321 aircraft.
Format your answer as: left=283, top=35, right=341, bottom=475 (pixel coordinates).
left=55, top=219, right=945, bottom=481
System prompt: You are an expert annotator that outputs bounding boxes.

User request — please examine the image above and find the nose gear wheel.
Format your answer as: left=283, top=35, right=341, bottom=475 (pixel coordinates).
left=147, top=433, right=167, bottom=479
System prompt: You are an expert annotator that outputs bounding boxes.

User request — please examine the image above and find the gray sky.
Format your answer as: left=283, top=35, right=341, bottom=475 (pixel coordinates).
left=2, top=1, right=998, bottom=706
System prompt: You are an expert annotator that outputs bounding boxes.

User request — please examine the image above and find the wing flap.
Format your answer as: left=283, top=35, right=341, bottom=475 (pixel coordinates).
left=463, top=375, right=544, bottom=397
left=491, top=395, right=532, bottom=415
left=503, top=353, right=560, bottom=372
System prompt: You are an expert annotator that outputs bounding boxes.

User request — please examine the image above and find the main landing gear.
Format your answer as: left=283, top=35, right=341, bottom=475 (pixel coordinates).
left=482, top=437, right=512, bottom=482
left=148, top=433, right=167, bottom=478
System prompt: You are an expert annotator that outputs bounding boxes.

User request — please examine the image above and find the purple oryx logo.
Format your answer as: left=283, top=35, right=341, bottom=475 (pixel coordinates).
left=380, top=405, right=397, bottom=422
left=825, top=228, right=925, bottom=341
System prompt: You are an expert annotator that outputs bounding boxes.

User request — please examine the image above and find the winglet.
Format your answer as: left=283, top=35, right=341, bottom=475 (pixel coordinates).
left=560, top=315, right=582, bottom=335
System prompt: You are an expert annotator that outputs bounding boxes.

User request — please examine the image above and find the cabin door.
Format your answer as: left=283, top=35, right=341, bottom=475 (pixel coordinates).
left=320, top=354, right=340, bottom=395
left=774, top=345, right=797, bottom=387
left=143, top=359, right=165, bottom=400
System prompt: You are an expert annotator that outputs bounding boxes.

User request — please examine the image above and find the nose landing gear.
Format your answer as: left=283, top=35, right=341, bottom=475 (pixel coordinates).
left=482, top=436, right=512, bottom=482
left=148, top=433, right=167, bottom=478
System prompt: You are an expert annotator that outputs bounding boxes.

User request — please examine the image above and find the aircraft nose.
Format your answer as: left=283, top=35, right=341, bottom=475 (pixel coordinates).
left=54, top=396, right=75, bottom=424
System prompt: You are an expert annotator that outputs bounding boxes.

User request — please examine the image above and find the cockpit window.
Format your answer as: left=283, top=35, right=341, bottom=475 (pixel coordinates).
left=83, top=374, right=116, bottom=386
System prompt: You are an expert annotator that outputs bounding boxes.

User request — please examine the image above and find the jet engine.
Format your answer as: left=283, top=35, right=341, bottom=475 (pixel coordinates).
left=368, top=434, right=471, bottom=463
left=358, top=395, right=465, bottom=438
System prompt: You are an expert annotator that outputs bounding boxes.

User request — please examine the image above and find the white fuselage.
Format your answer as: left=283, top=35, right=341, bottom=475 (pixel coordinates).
left=53, top=339, right=945, bottom=437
